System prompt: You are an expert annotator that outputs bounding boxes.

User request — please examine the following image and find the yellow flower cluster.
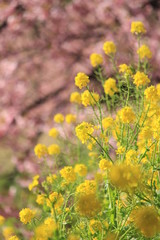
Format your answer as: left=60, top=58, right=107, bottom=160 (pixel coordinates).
left=48, top=127, right=59, bottom=138
left=137, top=44, right=152, bottom=59
left=119, top=64, right=132, bottom=76
left=99, top=158, right=112, bottom=171
left=75, top=122, right=94, bottom=144
left=34, top=143, right=48, bottom=158
left=47, top=192, right=64, bottom=209
left=28, top=175, right=39, bottom=191
left=118, top=106, right=136, bottom=124
left=90, top=53, right=103, bottom=67
left=102, top=117, right=114, bottom=130
left=81, top=90, right=100, bottom=107
left=75, top=72, right=90, bottom=89
left=76, top=180, right=101, bottom=217
left=48, top=144, right=60, bottom=155
left=103, top=41, right=116, bottom=55
left=70, top=91, right=81, bottom=104
left=19, top=208, right=36, bottom=224
left=60, top=166, right=76, bottom=183
left=144, top=85, right=158, bottom=102
left=89, top=219, right=102, bottom=234
left=104, top=78, right=118, bottom=96
left=65, top=114, right=76, bottom=124
left=74, top=164, right=87, bottom=177
left=133, top=71, right=150, bottom=87
left=131, top=206, right=160, bottom=238
left=109, top=163, right=142, bottom=192
left=130, top=21, right=146, bottom=35
left=54, top=113, right=64, bottom=123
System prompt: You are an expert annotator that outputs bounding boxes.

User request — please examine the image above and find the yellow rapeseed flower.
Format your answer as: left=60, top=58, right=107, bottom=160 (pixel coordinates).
left=118, top=106, right=136, bottom=124
left=60, top=166, right=76, bottom=183
left=99, top=159, right=112, bottom=171
left=47, top=192, right=64, bottom=209
left=119, top=64, right=132, bottom=76
left=19, top=208, right=36, bottom=224
left=103, top=41, right=116, bottom=55
left=89, top=219, right=102, bottom=234
left=65, top=114, right=76, bottom=124
left=70, top=91, right=81, bottom=104
left=144, top=85, right=158, bottom=102
left=48, top=128, right=59, bottom=138
left=102, top=117, right=114, bottom=130
left=109, top=163, right=142, bottom=192
left=36, top=194, right=45, bottom=205
left=48, top=144, right=60, bottom=155
left=137, top=44, right=152, bottom=59
left=75, top=122, right=94, bottom=144
left=104, top=78, right=118, bottom=96
left=74, top=164, right=87, bottom=177
left=130, top=21, right=146, bottom=35
left=81, top=90, right=100, bottom=107
left=75, top=72, right=90, bottom=89
left=131, top=206, right=160, bottom=238
left=28, top=175, right=39, bottom=191
left=34, top=143, right=48, bottom=158
left=90, top=53, right=103, bottom=67
left=53, top=113, right=64, bottom=123
left=133, top=71, right=150, bottom=87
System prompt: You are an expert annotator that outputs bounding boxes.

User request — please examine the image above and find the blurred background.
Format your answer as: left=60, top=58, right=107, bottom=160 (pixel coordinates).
left=0, top=0, right=160, bottom=219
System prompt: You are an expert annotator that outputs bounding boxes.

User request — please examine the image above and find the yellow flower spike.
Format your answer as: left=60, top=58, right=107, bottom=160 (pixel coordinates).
left=144, top=85, right=158, bottom=102
left=81, top=90, right=100, bottom=107
left=47, top=192, right=64, bottom=209
left=131, top=21, right=146, bottom=35
left=103, top=41, right=116, bottom=55
left=53, top=113, right=64, bottom=123
left=75, top=72, right=90, bottom=89
left=74, top=164, right=87, bottom=177
left=131, top=206, right=160, bottom=238
left=48, top=144, right=60, bottom=155
left=137, top=44, right=152, bottom=59
left=46, top=174, right=57, bottom=184
left=70, top=91, right=81, bottom=104
left=99, top=158, right=112, bottom=171
left=60, top=166, right=76, bottom=183
left=75, top=122, right=94, bottom=144
left=28, top=175, right=39, bottom=191
left=19, top=208, right=36, bottom=224
left=89, top=219, right=102, bottom=234
left=90, top=53, right=103, bottom=67
left=133, top=71, right=150, bottom=87
left=118, top=106, right=136, bottom=124
left=104, top=78, right=118, bottom=96
left=102, top=117, right=114, bottom=130
left=48, top=128, right=59, bottom=138
left=109, top=163, right=142, bottom=192
left=36, top=194, right=45, bottom=205
left=119, top=64, right=132, bottom=76
left=65, top=114, right=76, bottom=124
left=34, top=143, right=48, bottom=159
